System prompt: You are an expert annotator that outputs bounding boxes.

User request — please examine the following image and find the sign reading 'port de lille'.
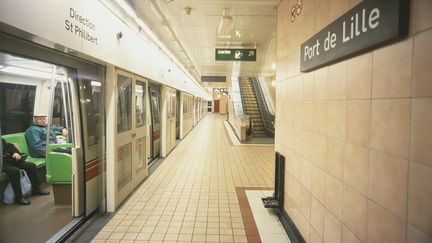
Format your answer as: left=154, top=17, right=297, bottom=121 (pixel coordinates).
left=300, top=0, right=409, bottom=72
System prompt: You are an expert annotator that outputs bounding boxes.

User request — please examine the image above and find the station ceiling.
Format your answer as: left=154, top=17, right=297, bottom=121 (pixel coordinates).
left=132, top=0, right=279, bottom=88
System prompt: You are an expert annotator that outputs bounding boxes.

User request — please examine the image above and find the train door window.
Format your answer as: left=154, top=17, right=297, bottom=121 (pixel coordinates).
left=171, top=91, right=176, bottom=118
left=150, top=90, right=161, bottom=125
left=117, top=75, right=132, bottom=133
left=135, top=81, right=146, bottom=128
left=78, top=79, right=103, bottom=160
left=149, top=85, right=161, bottom=160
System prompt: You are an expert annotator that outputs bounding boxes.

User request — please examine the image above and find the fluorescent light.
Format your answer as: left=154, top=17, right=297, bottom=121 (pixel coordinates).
left=0, top=66, right=53, bottom=79
left=115, top=0, right=137, bottom=19
left=91, top=81, right=102, bottom=87
left=272, top=63, right=276, bottom=70
left=218, top=15, right=233, bottom=36
left=0, top=65, right=4, bottom=69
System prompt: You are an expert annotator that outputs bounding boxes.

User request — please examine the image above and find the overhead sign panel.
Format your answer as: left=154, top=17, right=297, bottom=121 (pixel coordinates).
left=300, top=0, right=409, bottom=72
left=201, top=76, right=226, bottom=82
left=215, top=48, right=256, bottom=61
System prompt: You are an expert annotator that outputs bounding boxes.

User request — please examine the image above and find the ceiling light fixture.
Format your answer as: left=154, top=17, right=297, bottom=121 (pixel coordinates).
left=184, top=7, right=192, bottom=15
left=113, top=0, right=210, bottom=99
left=218, top=8, right=233, bottom=36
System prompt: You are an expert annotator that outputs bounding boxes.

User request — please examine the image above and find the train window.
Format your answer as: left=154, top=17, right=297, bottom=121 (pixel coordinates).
left=150, top=90, right=160, bottom=125
left=135, top=80, right=146, bottom=128
left=166, top=92, right=172, bottom=119
left=79, top=79, right=102, bottom=146
left=117, top=74, right=132, bottom=133
left=171, top=92, right=176, bottom=118
left=0, top=83, right=36, bottom=134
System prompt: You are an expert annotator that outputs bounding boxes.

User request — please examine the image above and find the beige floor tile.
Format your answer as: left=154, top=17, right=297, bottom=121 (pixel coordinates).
left=92, top=115, right=274, bottom=242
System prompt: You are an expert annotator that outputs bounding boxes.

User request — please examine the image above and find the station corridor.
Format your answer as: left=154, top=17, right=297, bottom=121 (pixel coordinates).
left=91, top=114, right=277, bottom=242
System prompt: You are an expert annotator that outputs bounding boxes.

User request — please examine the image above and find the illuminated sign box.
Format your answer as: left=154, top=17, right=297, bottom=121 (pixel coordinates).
left=215, top=48, right=256, bottom=62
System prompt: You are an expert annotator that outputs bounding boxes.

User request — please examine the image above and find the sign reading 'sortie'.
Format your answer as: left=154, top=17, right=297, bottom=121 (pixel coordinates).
left=300, top=0, right=410, bottom=72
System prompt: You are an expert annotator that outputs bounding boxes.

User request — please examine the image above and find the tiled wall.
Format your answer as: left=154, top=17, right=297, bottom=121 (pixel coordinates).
left=275, top=0, right=432, bottom=242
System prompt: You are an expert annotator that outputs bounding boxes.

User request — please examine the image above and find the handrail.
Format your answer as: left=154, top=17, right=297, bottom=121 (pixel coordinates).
left=250, top=77, right=275, bottom=136
left=227, top=77, right=251, bottom=141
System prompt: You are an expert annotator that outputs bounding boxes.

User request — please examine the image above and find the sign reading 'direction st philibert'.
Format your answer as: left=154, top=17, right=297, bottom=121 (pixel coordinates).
left=300, top=0, right=409, bottom=72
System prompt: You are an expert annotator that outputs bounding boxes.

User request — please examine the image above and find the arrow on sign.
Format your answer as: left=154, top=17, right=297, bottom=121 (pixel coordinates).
left=248, top=50, right=255, bottom=57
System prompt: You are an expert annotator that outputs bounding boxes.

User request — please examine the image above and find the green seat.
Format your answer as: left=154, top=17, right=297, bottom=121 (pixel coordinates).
left=45, top=143, right=72, bottom=184
left=2, top=133, right=45, bottom=168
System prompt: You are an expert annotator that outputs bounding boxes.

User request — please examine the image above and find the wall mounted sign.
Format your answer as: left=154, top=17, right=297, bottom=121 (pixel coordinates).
left=215, top=48, right=256, bottom=61
left=201, top=76, right=226, bottom=82
left=300, top=0, right=409, bottom=72
left=65, top=7, right=98, bottom=45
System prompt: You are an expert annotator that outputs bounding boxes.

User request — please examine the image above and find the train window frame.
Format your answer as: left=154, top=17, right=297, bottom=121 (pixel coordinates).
left=117, top=74, right=133, bottom=134
left=0, top=82, right=37, bottom=134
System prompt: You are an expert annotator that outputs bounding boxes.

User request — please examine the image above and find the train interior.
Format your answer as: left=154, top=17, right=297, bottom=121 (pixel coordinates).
left=0, top=51, right=79, bottom=242
left=0, top=32, right=111, bottom=240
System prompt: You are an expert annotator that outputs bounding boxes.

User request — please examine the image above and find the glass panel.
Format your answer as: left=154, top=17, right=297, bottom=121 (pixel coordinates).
left=117, top=74, right=132, bottom=133
left=79, top=79, right=102, bottom=147
left=150, top=90, right=160, bottom=125
left=117, top=142, right=132, bottom=190
left=135, top=137, right=145, bottom=173
left=171, top=92, right=176, bottom=118
left=135, top=81, right=146, bottom=128
left=0, top=83, right=36, bottom=134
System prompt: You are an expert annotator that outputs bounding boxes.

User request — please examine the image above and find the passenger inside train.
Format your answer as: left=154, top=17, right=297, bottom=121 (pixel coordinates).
left=25, top=114, right=70, bottom=158
left=1, top=138, right=50, bottom=205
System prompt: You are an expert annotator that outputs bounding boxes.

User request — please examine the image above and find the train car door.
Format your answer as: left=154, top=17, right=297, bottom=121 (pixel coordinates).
left=176, top=90, right=180, bottom=139
left=133, top=77, right=148, bottom=187
left=149, top=84, right=161, bottom=162
left=114, top=70, right=149, bottom=204
left=46, top=67, right=85, bottom=216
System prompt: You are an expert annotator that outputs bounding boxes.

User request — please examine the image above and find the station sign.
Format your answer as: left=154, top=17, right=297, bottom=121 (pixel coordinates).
left=300, top=0, right=409, bottom=72
left=215, top=48, right=256, bottom=61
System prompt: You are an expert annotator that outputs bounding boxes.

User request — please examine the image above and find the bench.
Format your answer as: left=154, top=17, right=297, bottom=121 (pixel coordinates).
left=1, top=133, right=46, bottom=183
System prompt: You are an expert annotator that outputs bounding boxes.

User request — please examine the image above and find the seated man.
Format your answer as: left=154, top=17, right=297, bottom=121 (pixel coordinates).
left=2, top=138, right=50, bottom=205
left=25, top=114, right=70, bottom=158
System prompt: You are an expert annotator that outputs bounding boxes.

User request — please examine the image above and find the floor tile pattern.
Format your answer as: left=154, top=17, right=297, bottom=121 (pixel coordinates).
left=92, top=114, right=275, bottom=242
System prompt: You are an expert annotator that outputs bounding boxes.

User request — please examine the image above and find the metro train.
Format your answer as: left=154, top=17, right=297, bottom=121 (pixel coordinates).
left=0, top=1, right=209, bottom=241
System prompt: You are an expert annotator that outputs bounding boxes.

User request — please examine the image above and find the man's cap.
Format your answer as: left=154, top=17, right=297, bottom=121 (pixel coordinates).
left=33, top=113, right=47, bottom=117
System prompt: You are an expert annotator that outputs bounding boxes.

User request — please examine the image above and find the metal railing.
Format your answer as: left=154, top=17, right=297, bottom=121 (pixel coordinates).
left=250, top=77, right=275, bottom=136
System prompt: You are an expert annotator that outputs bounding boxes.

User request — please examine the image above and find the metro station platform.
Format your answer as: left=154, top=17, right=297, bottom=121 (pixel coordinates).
left=86, top=114, right=288, bottom=243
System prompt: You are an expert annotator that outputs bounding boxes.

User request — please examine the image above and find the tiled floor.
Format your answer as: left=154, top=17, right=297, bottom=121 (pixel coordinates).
left=91, top=114, right=276, bottom=242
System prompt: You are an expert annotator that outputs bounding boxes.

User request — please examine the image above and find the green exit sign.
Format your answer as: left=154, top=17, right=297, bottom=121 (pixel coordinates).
left=215, top=48, right=256, bottom=61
